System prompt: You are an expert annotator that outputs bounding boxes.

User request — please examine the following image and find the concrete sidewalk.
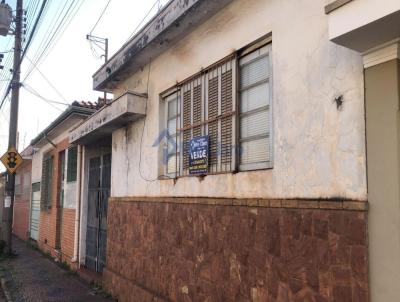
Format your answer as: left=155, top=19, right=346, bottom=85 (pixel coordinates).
left=0, top=237, right=113, bottom=302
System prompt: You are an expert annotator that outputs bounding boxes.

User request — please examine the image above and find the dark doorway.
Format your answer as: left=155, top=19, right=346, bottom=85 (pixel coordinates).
left=85, top=153, right=111, bottom=273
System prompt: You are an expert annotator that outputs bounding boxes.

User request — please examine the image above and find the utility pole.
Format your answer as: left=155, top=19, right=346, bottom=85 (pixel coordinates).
left=4, top=0, right=23, bottom=255
left=86, top=34, right=108, bottom=103
left=103, top=37, right=108, bottom=103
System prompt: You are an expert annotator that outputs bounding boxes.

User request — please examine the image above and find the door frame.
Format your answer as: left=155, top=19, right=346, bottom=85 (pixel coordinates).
left=78, top=144, right=111, bottom=270
left=29, top=182, right=41, bottom=241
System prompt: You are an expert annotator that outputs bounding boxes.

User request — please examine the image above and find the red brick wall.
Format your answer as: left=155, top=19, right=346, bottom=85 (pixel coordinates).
left=104, top=200, right=369, bottom=302
left=13, top=160, right=32, bottom=240
left=38, top=138, right=77, bottom=266
left=60, top=208, right=76, bottom=261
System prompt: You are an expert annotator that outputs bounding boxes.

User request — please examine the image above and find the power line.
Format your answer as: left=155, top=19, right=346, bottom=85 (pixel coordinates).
left=125, top=0, right=161, bottom=43
left=0, top=0, right=48, bottom=109
left=23, top=0, right=84, bottom=82
left=89, top=0, right=111, bottom=35
left=22, top=83, right=66, bottom=111
left=23, top=0, right=73, bottom=80
left=21, top=0, right=49, bottom=60
left=24, top=55, right=67, bottom=103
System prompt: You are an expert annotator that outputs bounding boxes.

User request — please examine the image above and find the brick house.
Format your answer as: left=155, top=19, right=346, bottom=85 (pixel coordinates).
left=69, top=0, right=400, bottom=301
left=12, top=146, right=33, bottom=241
left=30, top=102, right=96, bottom=267
left=0, top=172, right=6, bottom=243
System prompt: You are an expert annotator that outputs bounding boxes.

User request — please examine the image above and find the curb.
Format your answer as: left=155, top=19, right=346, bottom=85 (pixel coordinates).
left=0, top=277, right=12, bottom=302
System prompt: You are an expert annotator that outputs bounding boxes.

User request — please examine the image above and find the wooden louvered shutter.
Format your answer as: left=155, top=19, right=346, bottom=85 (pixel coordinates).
left=177, top=56, right=235, bottom=176
left=192, top=84, right=202, bottom=137
left=206, top=57, right=236, bottom=173
left=41, top=154, right=53, bottom=210
left=207, top=74, right=219, bottom=173
left=221, top=68, right=233, bottom=172
left=182, top=88, right=191, bottom=174
left=181, top=77, right=203, bottom=175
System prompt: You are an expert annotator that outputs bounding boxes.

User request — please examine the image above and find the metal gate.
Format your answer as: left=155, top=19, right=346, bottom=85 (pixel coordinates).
left=30, top=182, right=40, bottom=241
left=85, top=153, right=111, bottom=273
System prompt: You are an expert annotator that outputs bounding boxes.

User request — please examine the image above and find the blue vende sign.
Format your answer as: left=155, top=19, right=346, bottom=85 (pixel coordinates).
left=189, top=135, right=209, bottom=175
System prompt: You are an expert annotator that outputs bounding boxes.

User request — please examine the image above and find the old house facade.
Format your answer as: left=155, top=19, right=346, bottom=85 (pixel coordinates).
left=12, top=146, right=33, bottom=241
left=67, top=0, right=400, bottom=301
left=31, top=103, right=95, bottom=267
left=0, top=172, right=6, bottom=245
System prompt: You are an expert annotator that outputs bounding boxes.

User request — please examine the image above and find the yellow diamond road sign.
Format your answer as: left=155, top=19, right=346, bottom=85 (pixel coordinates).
left=1, top=146, right=23, bottom=174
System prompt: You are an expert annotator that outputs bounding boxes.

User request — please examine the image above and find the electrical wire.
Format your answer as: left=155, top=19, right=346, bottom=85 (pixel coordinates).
left=138, top=59, right=171, bottom=182
left=125, top=0, right=161, bottom=43
left=23, top=0, right=75, bottom=80
left=0, top=0, right=49, bottom=109
left=24, top=55, right=67, bottom=103
left=23, top=0, right=84, bottom=82
left=89, top=0, right=111, bottom=35
left=22, top=83, right=66, bottom=111
left=138, top=59, right=158, bottom=182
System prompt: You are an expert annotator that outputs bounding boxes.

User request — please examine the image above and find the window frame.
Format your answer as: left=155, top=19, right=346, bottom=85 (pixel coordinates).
left=41, top=153, right=53, bottom=210
left=59, top=150, right=66, bottom=208
left=159, top=38, right=273, bottom=178
left=23, top=171, right=31, bottom=200
left=163, top=91, right=181, bottom=178
left=238, top=43, right=274, bottom=171
left=66, top=146, right=78, bottom=183
left=14, top=174, right=22, bottom=195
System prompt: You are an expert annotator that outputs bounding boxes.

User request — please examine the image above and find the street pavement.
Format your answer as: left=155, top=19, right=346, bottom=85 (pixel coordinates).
left=0, top=237, right=113, bottom=302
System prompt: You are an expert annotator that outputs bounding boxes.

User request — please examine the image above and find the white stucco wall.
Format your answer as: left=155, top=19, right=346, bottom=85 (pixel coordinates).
left=110, top=0, right=366, bottom=200
left=328, top=0, right=400, bottom=40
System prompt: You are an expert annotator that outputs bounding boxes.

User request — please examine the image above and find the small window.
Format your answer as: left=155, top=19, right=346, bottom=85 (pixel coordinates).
left=239, top=44, right=272, bottom=170
left=23, top=172, right=31, bottom=200
left=165, top=92, right=180, bottom=176
left=59, top=151, right=65, bottom=207
left=14, top=174, right=21, bottom=195
left=67, top=146, right=77, bottom=182
left=41, top=154, right=53, bottom=210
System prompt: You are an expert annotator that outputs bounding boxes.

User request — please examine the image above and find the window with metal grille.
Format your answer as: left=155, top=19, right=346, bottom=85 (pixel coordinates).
left=67, top=146, right=77, bottom=182
left=162, top=42, right=272, bottom=177
left=41, top=154, right=53, bottom=210
left=163, top=56, right=236, bottom=177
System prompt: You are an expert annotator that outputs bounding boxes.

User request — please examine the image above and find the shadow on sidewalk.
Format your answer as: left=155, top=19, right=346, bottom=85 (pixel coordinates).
left=0, top=236, right=114, bottom=302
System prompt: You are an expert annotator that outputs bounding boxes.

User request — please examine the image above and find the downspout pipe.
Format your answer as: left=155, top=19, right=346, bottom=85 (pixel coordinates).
left=72, top=145, right=82, bottom=264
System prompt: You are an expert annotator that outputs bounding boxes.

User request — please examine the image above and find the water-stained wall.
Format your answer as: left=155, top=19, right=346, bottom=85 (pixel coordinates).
left=110, top=0, right=366, bottom=200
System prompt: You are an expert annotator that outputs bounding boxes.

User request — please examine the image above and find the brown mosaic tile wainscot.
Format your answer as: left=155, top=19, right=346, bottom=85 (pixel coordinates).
left=104, top=197, right=369, bottom=302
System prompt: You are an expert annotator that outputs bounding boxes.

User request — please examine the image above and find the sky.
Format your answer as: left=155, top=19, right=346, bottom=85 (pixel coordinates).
left=0, top=0, right=169, bottom=171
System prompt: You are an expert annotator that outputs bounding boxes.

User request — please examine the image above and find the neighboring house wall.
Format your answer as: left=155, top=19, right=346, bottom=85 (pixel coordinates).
left=0, top=174, right=5, bottom=242
left=365, top=59, right=400, bottom=302
left=13, top=160, right=32, bottom=240
left=99, top=0, right=369, bottom=301
left=32, top=135, right=78, bottom=267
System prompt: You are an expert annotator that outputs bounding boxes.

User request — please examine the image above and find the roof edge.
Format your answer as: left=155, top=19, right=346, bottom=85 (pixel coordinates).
left=30, top=105, right=95, bottom=147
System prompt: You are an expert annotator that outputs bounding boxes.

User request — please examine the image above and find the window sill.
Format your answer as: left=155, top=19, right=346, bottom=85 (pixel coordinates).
left=158, top=166, right=273, bottom=180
